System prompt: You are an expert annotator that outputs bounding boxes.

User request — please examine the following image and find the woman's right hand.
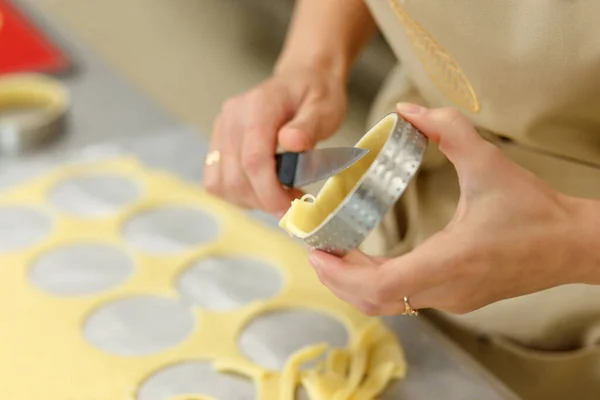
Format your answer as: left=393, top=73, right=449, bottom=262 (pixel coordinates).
left=203, top=66, right=348, bottom=216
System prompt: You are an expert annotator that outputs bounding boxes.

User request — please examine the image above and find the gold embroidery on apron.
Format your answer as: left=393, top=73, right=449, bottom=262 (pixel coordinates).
left=388, top=0, right=481, bottom=113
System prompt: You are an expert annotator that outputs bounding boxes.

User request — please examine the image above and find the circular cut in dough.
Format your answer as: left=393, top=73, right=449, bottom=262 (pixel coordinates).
left=122, top=205, right=219, bottom=254
left=0, top=206, right=52, bottom=252
left=137, top=361, right=256, bottom=400
left=177, top=255, right=283, bottom=311
left=238, top=308, right=348, bottom=370
left=278, top=114, right=396, bottom=238
left=83, top=295, right=195, bottom=356
left=29, top=243, right=134, bottom=295
left=48, top=174, right=140, bottom=217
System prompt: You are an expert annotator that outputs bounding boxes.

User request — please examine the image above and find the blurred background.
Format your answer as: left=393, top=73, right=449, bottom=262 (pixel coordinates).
left=34, top=0, right=396, bottom=140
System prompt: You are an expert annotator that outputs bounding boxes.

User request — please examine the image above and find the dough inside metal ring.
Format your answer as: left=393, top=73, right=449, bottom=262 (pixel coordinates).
left=279, top=114, right=396, bottom=238
left=0, top=73, right=70, bottom=154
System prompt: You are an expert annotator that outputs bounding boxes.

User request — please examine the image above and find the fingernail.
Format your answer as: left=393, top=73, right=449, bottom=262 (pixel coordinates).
left=396, top=103, right=424, bottom=115
left=308, top=253, right=320, bottom=267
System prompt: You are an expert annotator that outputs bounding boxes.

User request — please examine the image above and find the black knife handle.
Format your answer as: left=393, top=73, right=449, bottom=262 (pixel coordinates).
left=275, top=152, right=299, bottom=187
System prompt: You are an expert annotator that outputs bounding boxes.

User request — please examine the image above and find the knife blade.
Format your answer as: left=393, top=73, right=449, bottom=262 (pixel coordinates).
left=275, top=146, right=369, bottom=188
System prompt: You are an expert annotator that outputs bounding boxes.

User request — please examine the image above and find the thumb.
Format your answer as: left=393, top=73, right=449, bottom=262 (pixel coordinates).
left=278, top=103, right=327, bottom=152
left=343, top=249, right=388, bottom=265
left=395, top=103, right=497, bottom=174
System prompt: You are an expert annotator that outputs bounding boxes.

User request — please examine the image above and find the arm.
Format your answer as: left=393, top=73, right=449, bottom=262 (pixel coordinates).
left=576, top=198, right=600, bottom=285
left=275, top=0, right=377, bottom=81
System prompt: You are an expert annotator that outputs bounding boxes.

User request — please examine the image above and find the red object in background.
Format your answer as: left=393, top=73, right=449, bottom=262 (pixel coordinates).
left=0, top=0, right=70, bottom=75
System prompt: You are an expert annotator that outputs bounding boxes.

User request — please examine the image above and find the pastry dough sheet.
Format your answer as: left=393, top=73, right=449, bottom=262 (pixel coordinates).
left=0, top=155, right=406, bottom=399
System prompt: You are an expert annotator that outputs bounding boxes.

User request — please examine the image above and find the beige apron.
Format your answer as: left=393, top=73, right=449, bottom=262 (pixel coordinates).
left=361, top=1, right=600, bottom=398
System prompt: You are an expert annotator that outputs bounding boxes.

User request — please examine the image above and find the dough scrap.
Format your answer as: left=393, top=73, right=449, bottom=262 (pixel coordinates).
left=281, top=343, right=329, bottom=399
left=214, top=359, right=270, bottom=381
left=350, top=362, right=396, bottom=400
left=326, top=348, right=350, bottom=377
left=290, top=320, right=405, bottom=399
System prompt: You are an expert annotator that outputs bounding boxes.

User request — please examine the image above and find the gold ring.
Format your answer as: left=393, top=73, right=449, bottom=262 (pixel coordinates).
left=402, top=296, right=419, bottom=316
left=205, top=150, right=220, bottom=166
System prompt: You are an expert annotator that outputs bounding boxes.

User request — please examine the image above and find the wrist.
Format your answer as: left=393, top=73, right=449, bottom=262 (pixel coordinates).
left=273, top=0, right=375, bottom=83
left=562, top=195, right=600, bottom=285
left=274, top=47, right=351, bottom=82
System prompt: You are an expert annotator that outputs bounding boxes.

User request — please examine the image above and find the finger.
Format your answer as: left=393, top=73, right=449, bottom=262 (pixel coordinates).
left=311, top=251, right=409, bottom=316
left=313, top=232, right=455, bottom=308
left=395, top=104, right=498, bottom=174
left=218, top=106, right=259, bottom=208
left=372, top=300, right=409, bottom=316
left=325, top=284, right=382, bottom=316
left=203, top=117, right=223, bottom=196
left=310, top=249, right=438, bottom=316
left=405, top=285, right=457, bottom=314
left=377, top=232, right=464, bottom=307
left=342, top=249, right=388, bottom=265
left=308, top=249, right=383, bottom=304
left=285, top=187, right=305, bottom=200
left=278, top=100, right=329, bottom=152
left=310, top=257, right=384, bottom=316
left=372, top=214, right=487, bottom=315
left=242, top=100, right=296, bottom=214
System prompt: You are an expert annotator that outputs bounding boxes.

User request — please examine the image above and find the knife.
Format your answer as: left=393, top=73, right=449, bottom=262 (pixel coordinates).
left=275, top=147, right=369, bottom=188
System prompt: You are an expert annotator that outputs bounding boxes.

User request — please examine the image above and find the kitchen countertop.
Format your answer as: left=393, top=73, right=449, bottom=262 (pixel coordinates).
left=2, top=1, right=518, bottom=399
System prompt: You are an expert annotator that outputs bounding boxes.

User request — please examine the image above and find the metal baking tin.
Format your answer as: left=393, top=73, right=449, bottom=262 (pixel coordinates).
left=301, top=112, right=427, bottom=256
left=0, top=73, right=69, bottom=155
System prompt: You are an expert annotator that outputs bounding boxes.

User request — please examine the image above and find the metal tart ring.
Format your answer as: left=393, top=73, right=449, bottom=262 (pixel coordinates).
left=0, top=73, right=70, bottom=155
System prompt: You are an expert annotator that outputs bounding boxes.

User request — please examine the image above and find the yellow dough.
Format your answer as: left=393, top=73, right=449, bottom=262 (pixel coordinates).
left=349, top=362, right=396, bottom=400
left=281, top=343, right=329, bottom=399
left=279, top=113, right=397, bottom=237
left=0, top=156, right=406, bottom=399
left=326, top=348, right=350, bottom=377
left=0, top=73, right=70, bottom=123
left=298, top=321, right=407, bottom=400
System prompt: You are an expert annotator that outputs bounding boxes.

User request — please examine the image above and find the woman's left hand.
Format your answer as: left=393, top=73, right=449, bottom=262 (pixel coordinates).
left=308, top=104, right=594, bottom=316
